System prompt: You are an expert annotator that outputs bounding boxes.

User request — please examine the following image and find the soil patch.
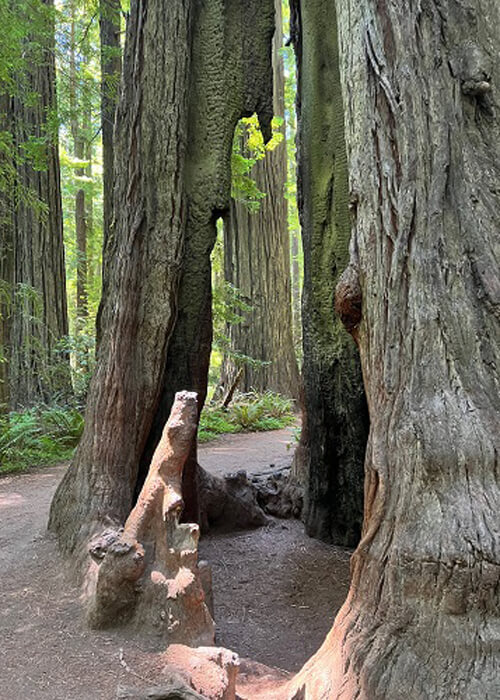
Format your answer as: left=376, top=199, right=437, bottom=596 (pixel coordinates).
left=0, top=430, right=351, bottom=699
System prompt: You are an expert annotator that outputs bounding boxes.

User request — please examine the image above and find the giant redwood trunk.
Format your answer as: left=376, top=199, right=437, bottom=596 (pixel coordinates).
left=49, top=0, right=275, bottom=554
left=285, top=1, right=500, bottom=697
left=290, top=0, right=368, bottom=546
left=1, top=0, right=70, bottom=409
left=220, top=0, right=300, bottom=400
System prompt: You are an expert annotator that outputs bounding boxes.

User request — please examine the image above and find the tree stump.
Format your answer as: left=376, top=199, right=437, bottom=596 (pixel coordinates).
left=86, top=391, right=215, bottom=647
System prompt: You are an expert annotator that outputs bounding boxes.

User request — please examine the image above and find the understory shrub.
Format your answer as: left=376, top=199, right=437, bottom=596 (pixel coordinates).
left=0, top=392, right=296, bottom=473
left=0, top=405, right=84, bottom=475
left=198, top=391, right=296, bottom=443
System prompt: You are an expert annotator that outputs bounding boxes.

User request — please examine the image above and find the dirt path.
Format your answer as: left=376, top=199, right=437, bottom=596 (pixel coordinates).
left=0, top=430, right=351, bottom=699
left=198, top=426, right=297, bottom=478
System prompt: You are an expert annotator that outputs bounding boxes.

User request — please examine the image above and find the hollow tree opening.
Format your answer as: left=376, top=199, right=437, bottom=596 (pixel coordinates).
left=219, top=0, right=300, bottom=402
left=48, top=0, right=276, bottom=555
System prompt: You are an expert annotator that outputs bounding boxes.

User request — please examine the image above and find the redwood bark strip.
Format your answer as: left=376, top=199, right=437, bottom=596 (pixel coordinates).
left=99, top=0, right=122, bottom=252
left=290, top=0, right=369, bottom=546
left=288, top=0, right=500, bottom=697
left=49, top=0, right=194, bottom=552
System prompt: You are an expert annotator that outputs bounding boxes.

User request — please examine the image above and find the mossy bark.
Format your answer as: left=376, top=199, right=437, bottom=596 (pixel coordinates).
left=49, top=0, right=275, bottom=554
left=290, top=0, right=369, bottom=546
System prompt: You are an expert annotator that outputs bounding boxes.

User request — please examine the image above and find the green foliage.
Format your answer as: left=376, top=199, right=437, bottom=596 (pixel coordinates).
left=249, top=390, right=294, bottom=419
left=198, top=408, right=238, bottom=443
left=0, top=283, right=74, bottom=405
left=230, top=401, right=265, bottom=429
left=198, top=391, right=296, bottom=443
left=0, top=0, right=53, bottom=91
left=0, top=392, right=293, bottom=473
left=212, top=281, right=252, bottom=342
left=0, top=0, right=57, bottom=215
left=0, top=404, right=84, bottom=475
left=231, top=114, right=284, bottom=211
left=56, top=0, right=104, bottom=335
left=282, top=0, right=303, bottom=359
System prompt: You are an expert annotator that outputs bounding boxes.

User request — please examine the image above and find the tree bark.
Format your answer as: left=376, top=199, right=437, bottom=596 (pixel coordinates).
left=290, top=227, right=301, bottom=352
left=97, top=0, right=122, bottom=351
left=290, top=0, right=369, bottom=546
left=99, top=0, right=122, bottom=251
left=49, top=0, right=275, bottom=557
left=0, top=0, right=70, bottom=409
left=69, top=11, right=88, bottom=324
left=220, top=0, right=300, bottom=400
left=286, top=1, right=500, bottom=697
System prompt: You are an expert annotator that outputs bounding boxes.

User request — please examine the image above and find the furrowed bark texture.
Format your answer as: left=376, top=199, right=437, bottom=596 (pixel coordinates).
left=287, top=1, right=500, bottom=697
left=49, top=0, right=274, bottom=553
left=69, top=8, right=89, bottom=324
left=220, top=0, right=300, bottom=400
left=99, top=0, right=122, bottom=251
left=1, top=0, right=70, bottom=409
left=290, top=0, right=369, bottom=546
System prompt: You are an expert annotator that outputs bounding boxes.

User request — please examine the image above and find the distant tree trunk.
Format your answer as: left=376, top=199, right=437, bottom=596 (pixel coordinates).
left=0, top=104, right=13, bottom=411
left=220, top=0, right=300, bottom=400
left=290, top=0, right=369, bottom=546
left=0, top=0, right=70, bottom=409
left=99, top=0, right=121, bottom=250
left=75, top=187, right=88, bottom=320
left=69, top=13, right=88, bottom=323
left=49, top=0, right=275, bottom=556
left=290, top=228, right=301, bottom=351
left=288, top=1, right=500, bottom=697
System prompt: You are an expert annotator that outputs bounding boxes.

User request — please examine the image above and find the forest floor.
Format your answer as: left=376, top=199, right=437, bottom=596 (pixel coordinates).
left=0, top=427, right=351, bottom=700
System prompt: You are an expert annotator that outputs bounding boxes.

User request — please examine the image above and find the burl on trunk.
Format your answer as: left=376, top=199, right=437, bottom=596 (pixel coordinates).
left=85, top=392, right=214, bottom=647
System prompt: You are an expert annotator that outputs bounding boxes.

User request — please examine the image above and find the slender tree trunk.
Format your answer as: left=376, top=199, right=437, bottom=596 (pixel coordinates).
left=49, top=0, right=275, bottom=556
left=290, top=228, right=301, bottom=351
left=290, top=0, right=369, bottom=546
left=99, top=0, right=121, bottom=250
left=75, top=188, right=88, bottom=320
left=220, top=0, right=300, bottom=400
left=0, top=98, right=13, bottom=412
left=0, top=0, right=70, bottom=409
left=287, top=1, right=500, bottom=697
left=69, top=14, right=88, bottom=323
left=84, top=120, right=93, bottom=259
